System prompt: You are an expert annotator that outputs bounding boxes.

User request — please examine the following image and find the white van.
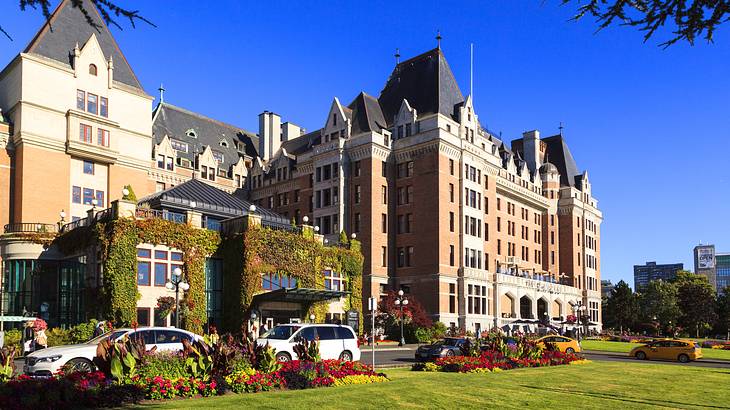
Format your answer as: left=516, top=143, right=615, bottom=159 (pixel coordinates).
left=257, top=324, right=360, bottom=362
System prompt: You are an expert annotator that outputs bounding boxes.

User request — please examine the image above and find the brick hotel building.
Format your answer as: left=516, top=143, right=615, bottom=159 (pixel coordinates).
left=0, top=0, right=602, bottom=332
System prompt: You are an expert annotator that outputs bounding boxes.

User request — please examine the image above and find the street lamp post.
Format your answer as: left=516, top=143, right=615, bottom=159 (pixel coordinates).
left=572, top=302, right=587, bottom=342
left=165, top=267, right=189, bottom=328
left=393, top=290, right=409, bottom=346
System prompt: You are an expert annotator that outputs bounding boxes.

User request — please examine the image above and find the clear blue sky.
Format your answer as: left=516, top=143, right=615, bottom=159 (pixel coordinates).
left=2, top=1, right=729, bottom=287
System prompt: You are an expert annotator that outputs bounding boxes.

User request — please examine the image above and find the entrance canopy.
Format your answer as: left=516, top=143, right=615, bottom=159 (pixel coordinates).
left=252, top=288, right=349, bottom=304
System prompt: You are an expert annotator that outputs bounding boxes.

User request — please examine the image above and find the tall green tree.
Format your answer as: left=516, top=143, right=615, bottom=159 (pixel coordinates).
left=639, top=279, right=679, bottom=333
left=716, top=286, right=730, bottom=339
left=604, top=280, right=639, bottom=332
left=673, top=271, right=717, bottom=338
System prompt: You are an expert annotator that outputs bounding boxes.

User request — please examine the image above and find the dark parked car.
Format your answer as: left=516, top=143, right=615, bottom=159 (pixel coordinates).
left=415, top=337, right=468, bottom=361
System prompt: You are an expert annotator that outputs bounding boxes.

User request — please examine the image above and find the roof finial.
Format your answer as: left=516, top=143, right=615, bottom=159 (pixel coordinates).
left=558, top=121, right=564, bottom=136
left=158, top=83, right=165, bottom=103
left=395, top=47, right=400, bottom=64
left=436, top=30, right=442, bottom=49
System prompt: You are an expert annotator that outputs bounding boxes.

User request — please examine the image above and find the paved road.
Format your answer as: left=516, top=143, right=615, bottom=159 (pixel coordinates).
left=13, top=347, right=730, bottom=375
left=361, top=345, right=730, bottom=369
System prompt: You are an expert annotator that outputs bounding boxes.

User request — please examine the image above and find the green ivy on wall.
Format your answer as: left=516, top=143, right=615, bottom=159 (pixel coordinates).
left=55, top=217, right=220, bottom=335
left=221, top=225, right=364, bottom=333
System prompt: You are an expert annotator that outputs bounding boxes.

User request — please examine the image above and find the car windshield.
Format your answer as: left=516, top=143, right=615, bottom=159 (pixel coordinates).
left=86, top=330, right=128, bottom=345
left=262, top=325, right=301, bottom=340
left=440, top=338, right=461, bottom=346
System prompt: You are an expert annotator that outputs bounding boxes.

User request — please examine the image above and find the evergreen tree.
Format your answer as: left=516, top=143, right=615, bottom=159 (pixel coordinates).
left=716, top=287, right=730, bottom=339
left=604, top=280, right=639, bottom=333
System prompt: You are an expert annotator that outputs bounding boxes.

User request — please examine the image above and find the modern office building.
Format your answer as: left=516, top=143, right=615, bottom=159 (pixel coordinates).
left=633, top=261, right=683, bottom=291
left=0, top=0, right=603, bottom=332
left=694, top=244, right=730, bottom=293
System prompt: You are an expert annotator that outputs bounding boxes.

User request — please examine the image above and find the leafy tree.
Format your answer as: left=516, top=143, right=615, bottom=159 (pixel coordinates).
left=604, top=280, right=639, bottom=332
left=562, top=0, right=730, bottom=47
left=338, top=230, right=349, bottom=246
left=3, top=0, right=153, bottom=41
left=376, top=291, right=432, bottom=343
left=639, top=279, right=679, bottom=333
left=716, top=286, right=730, bottom=338
left=672, top=271, right=717, bottom=337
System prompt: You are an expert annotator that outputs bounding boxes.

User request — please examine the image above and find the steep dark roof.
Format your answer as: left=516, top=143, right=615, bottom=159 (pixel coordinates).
left=542, top=135, right=580, bottom=187
left=281, top=129, right=322, bottom=156
left=23, top=0, right=143, bottom=90
left=348, top=92, right=387, bottom=135
left=138, top=178, right=287, bottom=224
left=378, top=48, right=464, bottom=126
left=152, top=102, right=258, bottom=164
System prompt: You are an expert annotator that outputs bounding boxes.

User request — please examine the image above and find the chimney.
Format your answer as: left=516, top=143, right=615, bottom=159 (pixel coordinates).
left=258, top=111, right=281, bottom=161
left=522, top=130, right=541, bottom=173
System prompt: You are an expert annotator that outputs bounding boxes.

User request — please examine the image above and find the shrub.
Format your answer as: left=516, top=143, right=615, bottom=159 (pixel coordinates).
left=69, top=320, right=98, bottom=344
left=46, top=327, right=72, bottom=347
left=293, top=337, right=321, bottom=362
left=3, top=329, right=21, bottom=351
left=138, top=351, right=188, bottom=379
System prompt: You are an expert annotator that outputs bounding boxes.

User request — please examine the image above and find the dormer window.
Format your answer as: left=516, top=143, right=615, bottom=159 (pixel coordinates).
left=333, top=114, right=337, bottom=126
left=89, top=64, right=97, bottom=76
left=186, top=129, right=197, bottom=138
left=220, top=139, right=229, bottom=148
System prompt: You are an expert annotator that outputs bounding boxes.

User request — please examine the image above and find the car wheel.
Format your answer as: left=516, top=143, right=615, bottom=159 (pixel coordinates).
left=275, top=352, right=291, bottom=363
left=566, top=348, right=575, bottom=354
left=66, top=358, right=95, bottom=373
left=445, top=350, right=455, bottom=357
left=635, top=351, right=647, bottom=360
left=678, top=354, right=690, bottom=363
left=339, top=350, right=353, bottom=361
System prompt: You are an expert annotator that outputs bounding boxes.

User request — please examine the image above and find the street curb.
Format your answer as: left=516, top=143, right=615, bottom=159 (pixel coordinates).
left=584, top=350, right=730, bottom=365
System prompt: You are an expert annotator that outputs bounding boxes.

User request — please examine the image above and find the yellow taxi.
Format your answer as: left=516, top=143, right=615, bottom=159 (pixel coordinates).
left=630, top=339, right=702, bottom=363
left=535, top=335, right=581, bottom=354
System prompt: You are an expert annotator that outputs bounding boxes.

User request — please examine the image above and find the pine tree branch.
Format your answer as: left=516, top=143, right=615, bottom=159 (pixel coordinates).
left=561, top=0, right=730, bottom=48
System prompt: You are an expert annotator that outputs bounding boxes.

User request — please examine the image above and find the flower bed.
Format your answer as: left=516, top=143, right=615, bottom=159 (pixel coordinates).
left=412, top=349, right=583, bottom=373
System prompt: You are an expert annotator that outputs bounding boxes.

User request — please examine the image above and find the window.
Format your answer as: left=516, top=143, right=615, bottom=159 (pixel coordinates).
left=95, top=190, right=104, bottom=207
left=212, top=152, right=224, bottom=164
left=89, top=64, right=97, bottom=76
left=382, top=161, right=387, bottom=177
left=382, top=246, right=387, bottom=267
left=154, top=262, right=167, bottom=286
left=137, top=261, right=151, bottom=286
left=449, top=212, right=454, bottom=232
left=449, top=159, right=454, bottom=175
left=381, top=213, right=387, bottom=233
left=382, top=186, right=387, bottom=204
left=87, top=93, right=98, bottom=114
left=166, top=157, right=174, bottom=171
left=82, top=188, right=94, bottom=205
left=156, top=182, right=166, bottom=192
left=76, top=90, right=85, bottom=110
left=157, top=154, right=165, bottom=169
left=449, top=245, right=455, bottom=266
left=262, top=273, right=297, bottom=290
left=72, top=186, right=81, bottom=203
left=79, top=124, right=92, bottom=143
left=171, top=139, right=188, bottom=152
left=136, top=308, right=150, bottom=327
left=354, top=213, right=361, bottom=232
left=353, top=161, right=361, bottom=177
left=154, top=309, right=167, bottom=327
left=100, top=97, right=108, bottom=117
left=354, top=185, right=361, bottom=204
left=97, top=129, right=110, bottom=147
left=324, top=270, right=344, bottom=291
left=449, top=184, right=454, bottom=202
left=449, top=283, right=456, bottom=313
left=83, top=160, right=94, bottom=175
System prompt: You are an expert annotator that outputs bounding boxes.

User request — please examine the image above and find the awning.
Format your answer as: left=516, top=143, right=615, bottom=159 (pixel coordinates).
left=252, top=288, right=350, bottom=304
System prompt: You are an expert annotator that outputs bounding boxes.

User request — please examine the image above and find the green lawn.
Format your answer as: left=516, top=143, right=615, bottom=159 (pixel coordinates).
left=582, top=340, right=730, bottom=361
left=137, top=361, right=730, bottom=409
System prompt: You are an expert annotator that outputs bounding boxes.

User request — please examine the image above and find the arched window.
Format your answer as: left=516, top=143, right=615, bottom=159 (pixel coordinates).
left=89, top=64, right=97, bottom=76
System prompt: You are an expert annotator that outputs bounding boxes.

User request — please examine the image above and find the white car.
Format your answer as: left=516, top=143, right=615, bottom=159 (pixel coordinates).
left=257, top=324, right=360, bottom=362
left=24, top=327, right=202, bottom=377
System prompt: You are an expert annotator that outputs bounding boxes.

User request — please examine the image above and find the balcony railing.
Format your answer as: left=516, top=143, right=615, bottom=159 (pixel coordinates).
left=135, top=208, right=187, bottom=224
left=3, top=223, right=58, bottom=234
